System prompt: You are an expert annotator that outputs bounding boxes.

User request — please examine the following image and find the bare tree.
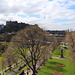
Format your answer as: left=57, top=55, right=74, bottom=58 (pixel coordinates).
left=49, top=37, right=60, bottom=59
left=65, top=31, right=75, bottom=63
left=0, top=42, right=8, bottom=54
left=7, top=25, right=50, bottom=75
left=3, top=46, right=17, bottom=71
left=50, top=38, right=59, bottom=52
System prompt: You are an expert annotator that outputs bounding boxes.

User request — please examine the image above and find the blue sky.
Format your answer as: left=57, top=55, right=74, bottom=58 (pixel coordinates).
left=0, top=0, right=75, bottom=30
left=53, top=19, right=75, bottom=23
left=69, top=5, right=75, bottom=9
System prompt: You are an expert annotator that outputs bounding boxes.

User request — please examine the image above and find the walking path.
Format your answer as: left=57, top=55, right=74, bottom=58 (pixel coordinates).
left=7, top=63, right=25, bottom=75
left=7, top=60, right=31, bottom=75
left=0, top=59, right=23, bottom=75
left=0, top=63, right=17, bottom=74
left=53, top=56, right=71, bottom=60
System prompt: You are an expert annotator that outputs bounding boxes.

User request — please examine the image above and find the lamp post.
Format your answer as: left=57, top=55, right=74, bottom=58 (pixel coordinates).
left=60, top=44, right=67, bottom=58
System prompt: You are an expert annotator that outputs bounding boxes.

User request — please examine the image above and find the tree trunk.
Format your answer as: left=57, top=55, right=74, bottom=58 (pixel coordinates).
left=32, top=69, right=37, bottom=75
left=32, top=65, right=37, bottom=75
left=33, top=70, right=36, bottom=75
left=61, top=49, right=64, bottom=58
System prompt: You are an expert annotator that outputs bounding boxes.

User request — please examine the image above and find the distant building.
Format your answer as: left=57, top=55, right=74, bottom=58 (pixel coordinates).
left=47, top=30, right=66, bottom=36
left=47, top=30, right=66, bottom=42
left=5, top=21, right=29, bottom=32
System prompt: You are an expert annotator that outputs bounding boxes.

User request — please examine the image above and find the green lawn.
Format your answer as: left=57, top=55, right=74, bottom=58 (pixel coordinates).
left=52, top=49, right=71, bottom=58
left=37, top=45, right=75, bottom=75
left=37, top=58, right=75, bottom=75
left=0, top=53, right=4, bottom=70
left=0, top=57, right=3, bottom=70
left=52, top=44, right=70, bottom=58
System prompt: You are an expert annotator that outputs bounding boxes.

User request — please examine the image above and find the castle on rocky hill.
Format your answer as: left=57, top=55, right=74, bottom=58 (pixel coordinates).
left=6, top=21, right=29, bottom=27
left=5, top=21, right=29, bottom=32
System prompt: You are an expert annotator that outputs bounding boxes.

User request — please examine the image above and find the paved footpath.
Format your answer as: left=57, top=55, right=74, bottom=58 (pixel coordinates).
left=0, top=63, right=16, bottom=75
left=53, top=56, right=71, bottom=60
left=7, top=63, right=26, bottom=75
left=6, top=60, right=31, bottom=75
left=7, top=65, right=21, bottom=75
left=0, top=60, right=23, bottom=75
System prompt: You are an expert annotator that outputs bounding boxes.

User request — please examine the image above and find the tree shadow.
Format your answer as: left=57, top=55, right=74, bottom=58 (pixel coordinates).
left=46, top=61, right=67, bottom=72
left=37, top=70, right=51, bottom=75
left=48, top=61, right=60, bottom=64
left=46, top=65, right=67, bottom=72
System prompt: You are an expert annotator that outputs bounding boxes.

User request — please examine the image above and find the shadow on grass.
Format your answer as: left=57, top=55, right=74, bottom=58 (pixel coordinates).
left=37, top=70, right=51, bottom=75
left=46, top=61, right=67, bottom=72
left=46, top=65, right=67, bottom=72
left=48, top=61, right=59, bottom=64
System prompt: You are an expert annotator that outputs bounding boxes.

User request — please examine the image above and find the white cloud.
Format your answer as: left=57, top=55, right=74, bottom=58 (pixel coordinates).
left=40, top=21, right=75, bottom=30
left=0, top=0, right=75, bottom=30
